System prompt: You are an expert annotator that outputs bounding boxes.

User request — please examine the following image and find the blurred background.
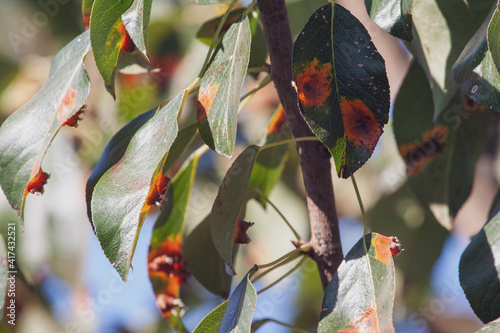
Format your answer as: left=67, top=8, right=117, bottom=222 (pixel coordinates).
left=0, top=0, right=496, bottom=332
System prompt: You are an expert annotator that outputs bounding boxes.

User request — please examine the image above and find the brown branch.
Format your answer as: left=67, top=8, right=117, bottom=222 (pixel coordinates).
left=256, top=0, right=343, bottom=288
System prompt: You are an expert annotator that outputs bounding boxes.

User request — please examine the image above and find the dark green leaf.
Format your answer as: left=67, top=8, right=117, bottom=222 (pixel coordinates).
left=86, top=108, right=156, bottom=225
left=197, top=15, right=251, bottom=157
left=196, top=8, right=247, bottom=46
left=477, top=318, right=500, bottom=332
left=210, top=145, right=259, bottom=274
left=453, top=5, right=500, bottom=112
left=365, top=0, right=413, bottom=41
left=90, top=89, right=188, bottom=281
left=395, top=60, right=497, bottom=228
left=410, top=0, right=494, bottom=117
left=489, top=4, right=500, bottom=76
left=122, top=0, right=153, bottom=58
left=0, top=235, right=7, bottom=319
left=219, top=265, right=258, bottom=332
left=148, top=155, right=198, bottom=323
left=248, top=106, right=290, bottom=207
left=183, top=216, right=231, bottom=299
left=318, top=233, right=398, bottom=332
left=193, top=301, right=228, bottom=333
left=0, top=31, right=91, bottom=223
left=460, top=209, right=500, bottom=323
left=90, top=0, right=134, bottom=97
left=292, top=4, right=390, bottom=178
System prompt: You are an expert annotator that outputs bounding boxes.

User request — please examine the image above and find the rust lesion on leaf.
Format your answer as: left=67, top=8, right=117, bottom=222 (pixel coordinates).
left=372, top=234, right=402, bottom=265
left=117, top=21, right=135, bottom=52
left=341, top=97, right=382, bottom=150
left=267, top=105, right=287, bottom=136
left=58, top=88, right=77, bottom=122
left=63, top=105, right=86, bottom=128
left=24, top=168, right=50, bottom=197
left=145, top=173, right=171, bottom=208
left=197, top=82, right=220, bottom=123
left=148, top=235, right=189, bottom=318
left=339, top=302, right=378, bottom=332
left=232, top=218, right=254, bottom=245
left=398, top=124, right=449, bottom=175
left=296, top=58, right=332, bottom=107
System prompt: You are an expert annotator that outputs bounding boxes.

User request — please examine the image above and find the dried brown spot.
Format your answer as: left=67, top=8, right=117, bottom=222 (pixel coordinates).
left=339, top=303, right=378, bottom=332
left=296, top=58, right=332, bottom=107
left=146, top=174, right=170, bottom=207
left=341, top=97, right=381, bottom=149
left=233, top=219, right=254, bottom=245
left=267, top=106, right=287, bottom=136
left=63, top=105, right=86, bottom=128
left=25, top=168, right=50, bottom=196
left=372, top=234, right=402, bottom=265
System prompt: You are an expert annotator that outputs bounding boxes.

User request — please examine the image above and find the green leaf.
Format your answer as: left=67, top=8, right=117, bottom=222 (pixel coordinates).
left=210, top=145, right=259, bottom=274
left=248, top=106, right=290, bottom=207
left=82, top=0, right=94, bottom=27
left=410, top=0, right=494, bottom=117
left=90, top=0, right=134, bottom=97
left=196, top=8, right=247, bottom=46
left=318, top=233, right=398, bottom=333
left=364, top=0, right=413, bottom=41
left=460, top=208, right=500, bottom=323
left=0, top=235, right=7, bottom=319
left=193, top=301, right=229, bottom=333
left=395, top=60, right=497, bottom=228
left=292, top=4, right=390, bottom=179
left=219, top=265, right=258, bottom=332
left=197, top=15, right=251, bottom=157
left=163, top=122, right=199, bottom=173
left=477, top=318, right=500, bottom=332
left=453, top=5, right=500, bottom=112
left=122, top=0, right=153, bottom=59
left=183, top=215, right=231, bottom=299
left=489, top=3, right=500, bottom=75
left=90, top=89, right=188, bottom=281
left=191, top=0, right=229, bottom=4
left=0, top=31, right=91, bottom=222
left=148, top=155, right=198, bottom=322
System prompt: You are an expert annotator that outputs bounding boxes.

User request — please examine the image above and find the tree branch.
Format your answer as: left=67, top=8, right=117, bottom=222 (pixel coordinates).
left=256, top=0, right=343, bottom=288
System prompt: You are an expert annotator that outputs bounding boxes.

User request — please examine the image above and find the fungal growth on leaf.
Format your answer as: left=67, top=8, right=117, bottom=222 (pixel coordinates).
left=25, top=169, right=50, bottom=196
left=233, top=219, right=255, bottom=245
left=341, top=97, right=382, bottom=150
left=197, top=82, right=220, bottom=123
left=296, top=58, right=332, bottom=108
left=63, top=105, right=86, bottom=128
left=372, top=234, right=402, bottom=265
left=146, top=174, right=171, bottom=208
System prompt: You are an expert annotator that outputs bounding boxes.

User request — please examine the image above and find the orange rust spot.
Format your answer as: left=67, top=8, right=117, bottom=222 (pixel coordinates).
left=117, top=22, right=135, bottom=52
left=146, top=173, right=170, bottom=207
left=197, top=83, right=220, bottom=123
left=148, top=236, right=189, bottom=317
left=83, top=15, right=90, bottom=30
left=296, top=58, right=332, bottom=107
left=267, top=106, right=287, bottom=136
left=58, top=89, right=77, bottom=122
left=25, top=168, right=50, bottom=196
left=232, top=219, right=254, bottom=245
left=63, top=105, right=86, bottom=128
left=399, top=125, right=449, bottom=176
left=372, top=234, right=402, bottom=265
left=341, top=97, right=382, bottom=149
left=339, top=303, right=378, bottom=333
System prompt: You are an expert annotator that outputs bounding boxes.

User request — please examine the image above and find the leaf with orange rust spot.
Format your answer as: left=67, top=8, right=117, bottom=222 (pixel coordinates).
left=318, top=233, right=398, bottom=333
left=210, top=145, right=260, bottom=274
left=122, top=0, right=153, bottom=58
left=82, top=0, right=93, bottom=29
left=90, top=0, right=134, bottom=97
left=0, top=31, right=91, bottom=224
left=89, top=89, right=188, bottom=282
left=25, top=169, right=50, bottom=196
left=394, top=60, right=496, bottom=229
left=197, top=14, right=251, bottom=157
left=248, top=105, right=291, bottom=207
left=63, top=105, right=86, bottom=128
left=293, top=4, right=390, bottom=178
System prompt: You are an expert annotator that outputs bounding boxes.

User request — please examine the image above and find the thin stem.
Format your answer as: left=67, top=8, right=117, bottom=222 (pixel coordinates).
left=258, top=137, right=320, bottom=152
left=247, top=66, right=270, bottom=73
left=240, top=74, right=272, bottom=102
left=259, top=319, right=316, bottom=333
left=253, top=188, right=302, bottom=241
left=351, top=174, right=369, bottom=257
left=257, top=245, right=309, bottom=270
left=198, top=0, right=239, bottom=77
left=257, top=256, right=307, bottom=294
left=252, top=252, right=301, bottom=283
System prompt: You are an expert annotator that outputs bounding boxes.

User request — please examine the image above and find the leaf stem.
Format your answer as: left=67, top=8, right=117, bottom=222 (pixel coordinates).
left=239, top=74, right=272, bottom=111
left=251, top=251, right=300, bottom=283
left=258, top=136, right=320, bottom=151
left=198, top=0, right=239, bottom=77
left=253, top=188, right=302, bottom=241
left=257, top=256, right=307, bottom=294
left=257, top=244, right=309, bottom=270
left=351, top=174, right=369, bottom=257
